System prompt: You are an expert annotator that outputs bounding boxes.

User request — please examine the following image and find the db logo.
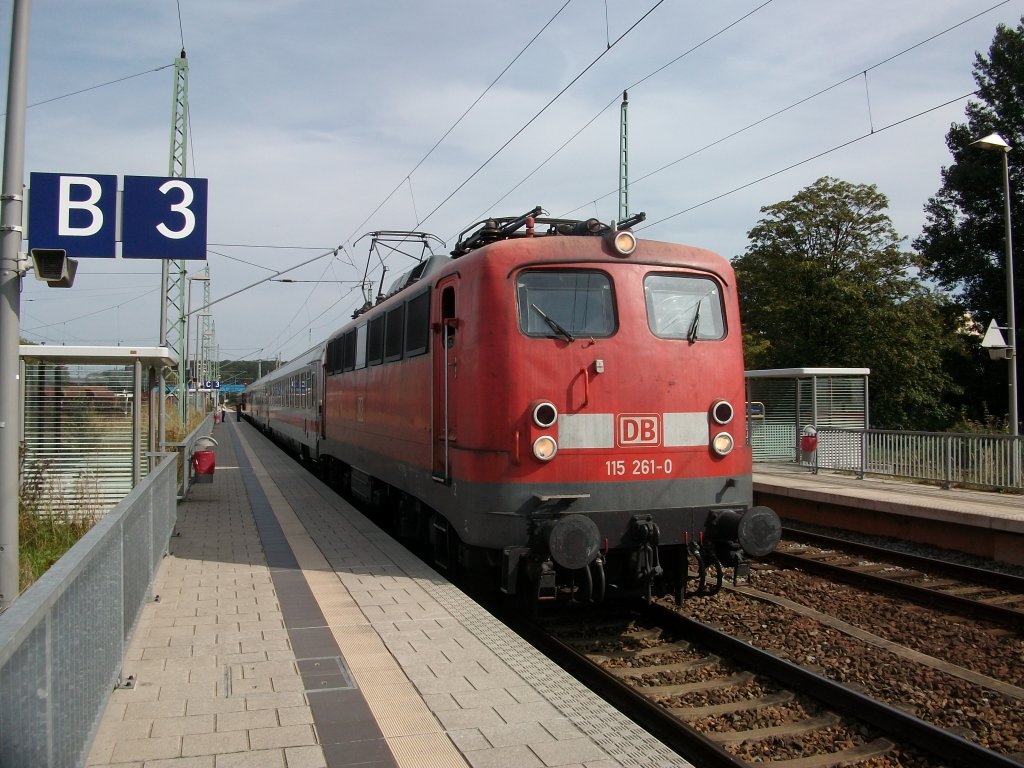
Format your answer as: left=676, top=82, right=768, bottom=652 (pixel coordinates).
left=617, top=414, right=661, bottom=446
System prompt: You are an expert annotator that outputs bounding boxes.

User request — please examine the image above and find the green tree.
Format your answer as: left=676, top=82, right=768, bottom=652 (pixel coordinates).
left=735, top=176, right=960, bottom=429
left=913, top=17, right=1023, bottom=429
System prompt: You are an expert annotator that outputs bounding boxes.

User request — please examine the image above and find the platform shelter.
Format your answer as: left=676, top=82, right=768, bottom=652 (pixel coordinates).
left=18, top=345, right=176, bottom=516
left=746, top=367, right=870, bottom=463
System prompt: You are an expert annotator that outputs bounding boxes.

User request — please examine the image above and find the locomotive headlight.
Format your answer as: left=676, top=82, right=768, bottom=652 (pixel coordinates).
left=711, top=432, right=734, bottom=456
left=533, top=435, right=558, bottom=461
left=606, top=229, right=637, bottom=256
left=532, top=401, right=558, bottom=428
left=711, top=399, right=734, bottom=425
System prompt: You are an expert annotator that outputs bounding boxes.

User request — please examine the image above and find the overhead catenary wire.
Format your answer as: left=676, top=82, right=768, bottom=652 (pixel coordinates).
left=1, top=63, right=174, bottom=116
left=342, top=0, right=576, bottom=245
left=258, top=252, right=347, bottom=356
left=458, top=0, right=776, bottom=239
left=555, top=0, right=1012, bottom=221
left=414, top=0, right=669, bottom=232
left=638, top=90, right=980, bottom=232
left=175, top=0, right=186, bottom=53
left=267, top=283, right=365, bottom=358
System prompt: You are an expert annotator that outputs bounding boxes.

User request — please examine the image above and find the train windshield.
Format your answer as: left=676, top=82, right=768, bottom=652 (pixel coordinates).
left=516, top=270, right=616, bottom=339
left=644, top=274, right=725, bottom=340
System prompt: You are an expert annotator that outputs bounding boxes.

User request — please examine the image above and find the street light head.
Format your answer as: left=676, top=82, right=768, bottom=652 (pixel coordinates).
left=971, top=132, right=1011, bottom=153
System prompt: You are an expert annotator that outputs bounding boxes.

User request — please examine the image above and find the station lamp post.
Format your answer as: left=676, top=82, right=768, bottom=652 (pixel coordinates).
left=971, top=132, right=1018, bottom=439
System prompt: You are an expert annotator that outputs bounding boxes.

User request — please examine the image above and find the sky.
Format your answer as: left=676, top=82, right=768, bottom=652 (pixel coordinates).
left=5, top=0, right=1023, bottom=369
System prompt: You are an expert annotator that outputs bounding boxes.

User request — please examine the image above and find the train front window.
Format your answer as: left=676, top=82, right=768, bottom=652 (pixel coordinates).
left=516, top=271, right=615, bottom=339
left=645, top=274, right=725, bottom=340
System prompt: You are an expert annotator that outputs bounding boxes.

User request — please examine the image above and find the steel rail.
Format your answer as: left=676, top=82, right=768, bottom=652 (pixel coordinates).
left=775, top=529, right=1024, bottom=626
left=645, top=602, right=1023, bottom=768
left=782, top=527, right=1024, bottom=590
left=515, top=612, right=748, bottom=768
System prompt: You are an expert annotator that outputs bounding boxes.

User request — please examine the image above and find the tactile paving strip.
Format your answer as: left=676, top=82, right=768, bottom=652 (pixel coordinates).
left=234, top=430, right=469, bottom=768
left=238, top=428, right=692, bottom=768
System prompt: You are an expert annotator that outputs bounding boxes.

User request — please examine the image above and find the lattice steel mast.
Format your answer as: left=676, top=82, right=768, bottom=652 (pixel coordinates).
left=618, top=90, right=629, bottom=224
left=159, top=50, right=190, bottom=430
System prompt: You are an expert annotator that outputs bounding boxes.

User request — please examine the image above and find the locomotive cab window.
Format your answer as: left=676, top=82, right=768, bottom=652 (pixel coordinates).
left=516, top=270, right=615, bottom=338
left=645, top=274, right=725, bottom=340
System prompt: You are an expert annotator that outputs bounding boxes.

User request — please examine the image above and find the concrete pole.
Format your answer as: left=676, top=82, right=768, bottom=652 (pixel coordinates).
left=0, top=0, right=31, bottom=610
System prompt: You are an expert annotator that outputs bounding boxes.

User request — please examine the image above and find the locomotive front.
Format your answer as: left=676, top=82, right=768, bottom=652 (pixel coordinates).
left=445, top=212, right=780, bottom=603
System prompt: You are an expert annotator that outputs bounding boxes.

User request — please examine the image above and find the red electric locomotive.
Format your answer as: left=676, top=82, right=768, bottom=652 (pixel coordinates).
left=247, top=208, right=780, bottom=603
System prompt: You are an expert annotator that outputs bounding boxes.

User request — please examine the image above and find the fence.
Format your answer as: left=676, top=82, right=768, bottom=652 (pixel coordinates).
left=806, top=428, right=1023, bottom=491
left=0, top=451, right=178, bottom=768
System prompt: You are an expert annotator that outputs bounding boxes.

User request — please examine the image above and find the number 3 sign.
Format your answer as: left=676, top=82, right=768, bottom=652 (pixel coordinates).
left=121, top=175, right=208, bottom=259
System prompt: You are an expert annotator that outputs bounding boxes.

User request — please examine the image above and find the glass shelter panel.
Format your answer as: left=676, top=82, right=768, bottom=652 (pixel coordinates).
left=22, top=362, right=149, bottom=516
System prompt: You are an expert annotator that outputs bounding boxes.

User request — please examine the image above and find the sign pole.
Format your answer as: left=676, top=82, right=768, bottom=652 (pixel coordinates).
left=0, top=0, right=31, bottom=610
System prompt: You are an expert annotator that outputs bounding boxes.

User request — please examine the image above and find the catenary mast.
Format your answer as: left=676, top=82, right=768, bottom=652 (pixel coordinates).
left=618, top=91, right=629, bottom=224
left=159, top=50, right=190, bottom=432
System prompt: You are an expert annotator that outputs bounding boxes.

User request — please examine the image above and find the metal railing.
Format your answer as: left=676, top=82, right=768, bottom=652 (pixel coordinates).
left=805, top=428, right=1023, bottom=491
left=0, top=451, right=178, bottom=768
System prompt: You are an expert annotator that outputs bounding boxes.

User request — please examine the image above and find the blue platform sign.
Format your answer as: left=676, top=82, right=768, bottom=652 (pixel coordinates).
left=28, top=171, right=208, bottom=260
left=121, top=175, right=208, bottom=260
left=28, top=172, right=118, bottom=257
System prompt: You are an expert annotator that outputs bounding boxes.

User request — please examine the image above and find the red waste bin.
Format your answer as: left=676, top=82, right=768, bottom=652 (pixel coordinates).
left=191, top=436, right=218, bottom=484
left=799, top=434, right=818, bottom=453
left=192, top=450, right=216, bottom=483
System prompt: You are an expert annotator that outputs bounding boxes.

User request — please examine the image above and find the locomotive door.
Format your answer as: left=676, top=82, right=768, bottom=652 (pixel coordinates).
left=432, top=279, right=458, bottom=483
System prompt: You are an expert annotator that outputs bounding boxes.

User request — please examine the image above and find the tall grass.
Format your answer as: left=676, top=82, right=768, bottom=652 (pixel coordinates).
left=164, top=403, right=211, bottom=443
left=18, top=451, right=98, bottom=592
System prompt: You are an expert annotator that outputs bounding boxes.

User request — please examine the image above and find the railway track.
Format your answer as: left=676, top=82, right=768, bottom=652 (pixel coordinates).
left=771, top=528, right=1024, bottom=626
left=518, top=601, right=1022, bottom=768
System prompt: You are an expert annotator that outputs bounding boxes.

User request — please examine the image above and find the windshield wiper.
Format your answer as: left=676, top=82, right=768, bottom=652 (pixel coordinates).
left=687, top=301, right=702, bottom=343
left=531, top=304, right=575, bottom=342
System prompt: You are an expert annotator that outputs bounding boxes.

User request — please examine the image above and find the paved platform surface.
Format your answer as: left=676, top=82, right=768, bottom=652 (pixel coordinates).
left=85, top=419, right=691, bottom=768
left=754, top=462, right=1024, bottom=565
left=754, top=462, right=1024, bottom=534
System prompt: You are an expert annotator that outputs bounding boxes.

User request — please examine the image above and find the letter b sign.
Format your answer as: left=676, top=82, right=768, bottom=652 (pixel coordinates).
left=29, top=173, right=118, bottom=257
